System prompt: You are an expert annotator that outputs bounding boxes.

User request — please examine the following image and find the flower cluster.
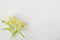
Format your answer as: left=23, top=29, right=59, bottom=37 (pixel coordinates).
left=1, top=16, right=25, bottom=39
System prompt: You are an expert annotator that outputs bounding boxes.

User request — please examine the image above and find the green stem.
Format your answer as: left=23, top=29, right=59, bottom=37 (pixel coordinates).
left=10, top=36, right=14, bottom=40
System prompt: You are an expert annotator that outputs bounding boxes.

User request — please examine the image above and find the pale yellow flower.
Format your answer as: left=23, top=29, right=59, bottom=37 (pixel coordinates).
left=1, top=16, right=26, bottom=38
left=7, top=16, right=17, bottom=25
left=16, top=20, right=25, bottom=29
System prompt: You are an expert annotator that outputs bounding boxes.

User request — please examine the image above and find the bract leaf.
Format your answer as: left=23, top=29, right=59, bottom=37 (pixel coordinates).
left=18, top=31, right=25, bottom=38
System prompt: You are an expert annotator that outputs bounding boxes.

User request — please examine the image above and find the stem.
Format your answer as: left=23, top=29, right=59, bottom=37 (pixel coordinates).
left=10, top=37, right=14, bottom=40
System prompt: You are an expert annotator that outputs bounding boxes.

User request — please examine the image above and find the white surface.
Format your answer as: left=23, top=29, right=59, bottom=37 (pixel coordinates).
left=0, top=0, right=60, bottom=40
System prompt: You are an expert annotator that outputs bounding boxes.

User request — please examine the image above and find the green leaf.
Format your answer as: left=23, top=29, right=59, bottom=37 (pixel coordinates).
left=18, top=31, right=25, bottom=38
left=1, top=20, right=6, bottom=23
left=2, top=28, right=11, bottom=32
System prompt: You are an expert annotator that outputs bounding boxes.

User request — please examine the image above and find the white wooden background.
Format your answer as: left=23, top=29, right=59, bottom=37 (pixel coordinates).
left=0, top=0, right=60, bottom=40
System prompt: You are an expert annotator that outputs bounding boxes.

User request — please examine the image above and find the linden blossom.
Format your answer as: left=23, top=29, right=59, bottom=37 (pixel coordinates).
left=1, top=16, right=25, bottom=39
